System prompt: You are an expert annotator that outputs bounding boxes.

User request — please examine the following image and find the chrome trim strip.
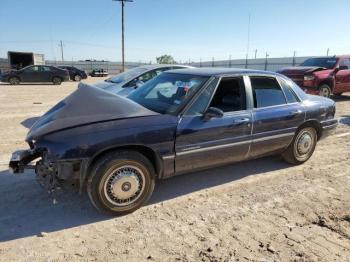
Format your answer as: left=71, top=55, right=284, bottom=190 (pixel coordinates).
left=322, top=123, right=338, bottom=129
left=162, top=155, right=175, bottom=160
left=252, top=132, right=295, bottom=142
left=176, top=132, right=295, bottom=156
left=177, top=140, right=251, bottom=156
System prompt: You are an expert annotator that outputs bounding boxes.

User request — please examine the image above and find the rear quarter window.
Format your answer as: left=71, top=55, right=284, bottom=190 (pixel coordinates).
left=279, top=78, right=300, bottom=103
left=250, top=76, right=287, bottom=108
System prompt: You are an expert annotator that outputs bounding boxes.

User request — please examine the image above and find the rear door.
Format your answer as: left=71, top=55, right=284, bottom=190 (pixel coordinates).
left=248, top=75, right=305, bottom=158
left=335, top=58, right=350, bottom=93
left=175, top=76, right=253, bottom=174
left=39, top=66, right=54, bottom=82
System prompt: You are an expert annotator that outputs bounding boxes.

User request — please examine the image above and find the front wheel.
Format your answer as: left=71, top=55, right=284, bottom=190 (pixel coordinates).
left=282, top=127, right=317, bottom=165
left=87, top=151, right=156, bottom=216
left=9, top=77, right=20, bottom=85
left=318, top=84, right=331, bottom=98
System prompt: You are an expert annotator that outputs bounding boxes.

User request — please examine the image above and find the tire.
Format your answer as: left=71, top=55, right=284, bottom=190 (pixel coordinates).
left=318, top=84, right=331, bottom=98
left=52, top=77, right=62, bottom=85
left=282, top=127, right=317, bottom=165
left=74, top=74, right=82, bottom=82
left=9, top=77, right=20, bottom=85
left=87, top=151, right=156, bottom=216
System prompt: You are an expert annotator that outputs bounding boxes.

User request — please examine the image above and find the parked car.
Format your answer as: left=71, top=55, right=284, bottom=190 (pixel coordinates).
left=278, top=55, right=350, bottom=97
left=58, top=66, right=87, bottom=81
left=9, top=68, right=337, bottom=215
left=0, top=65, right=69, bottom=85
left=90, top=69, right=109, bottom=77
left=93, top=64, right=193, bottom=96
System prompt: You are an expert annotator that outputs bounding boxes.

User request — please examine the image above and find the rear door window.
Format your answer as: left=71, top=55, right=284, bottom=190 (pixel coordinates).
left=250, top=76, right=287, bottom=108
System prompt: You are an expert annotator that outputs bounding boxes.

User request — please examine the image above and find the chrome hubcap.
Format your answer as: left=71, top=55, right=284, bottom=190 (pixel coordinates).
left=104, top=165, right=145, bottom=206
left=297, top=132, right=313, bottom=155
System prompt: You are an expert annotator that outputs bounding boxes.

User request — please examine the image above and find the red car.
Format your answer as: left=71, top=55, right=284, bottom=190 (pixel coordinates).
left=278, top=56, right=350, bottom=97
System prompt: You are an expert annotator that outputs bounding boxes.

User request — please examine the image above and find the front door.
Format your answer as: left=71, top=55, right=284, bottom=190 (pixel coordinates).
left=248, top=76, right=305, bottom=158
left=175, top=77, right=252, bottom=174
left=335, top=58, right=350, bottom=93
left=19, top=66, right=41, bottom=82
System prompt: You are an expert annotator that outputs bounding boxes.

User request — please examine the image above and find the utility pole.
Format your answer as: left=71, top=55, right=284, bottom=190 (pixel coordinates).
left=293, top=51, right=296, bottom=66
left=113, top=0, right=133, bottom=72
left=59, top=40, right=64, bottom=61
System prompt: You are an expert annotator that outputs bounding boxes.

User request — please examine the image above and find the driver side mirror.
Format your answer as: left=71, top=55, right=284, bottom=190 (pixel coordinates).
left=203, top=107, right=224, bottom=121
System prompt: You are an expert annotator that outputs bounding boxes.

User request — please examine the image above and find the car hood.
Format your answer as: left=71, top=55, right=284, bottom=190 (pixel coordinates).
left=26, top=83, right=158, bottom=141
left=278, top=66, right=326, bottom=75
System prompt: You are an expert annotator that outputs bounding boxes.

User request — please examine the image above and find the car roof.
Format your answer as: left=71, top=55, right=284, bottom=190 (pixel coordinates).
left=135, top=64, right=193, bottom=70
left=164, top=67, right=280, bottom=77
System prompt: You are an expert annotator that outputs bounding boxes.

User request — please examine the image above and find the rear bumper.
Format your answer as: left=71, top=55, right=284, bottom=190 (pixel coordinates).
left=320, top=119, right=338, bottom=139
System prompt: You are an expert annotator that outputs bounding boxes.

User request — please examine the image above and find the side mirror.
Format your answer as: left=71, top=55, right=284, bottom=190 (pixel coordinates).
left=338, top=65, right=348, bottom=71
left=203, top=107, right=224, bottom=121
left=135, top=80, right=144, bottom=88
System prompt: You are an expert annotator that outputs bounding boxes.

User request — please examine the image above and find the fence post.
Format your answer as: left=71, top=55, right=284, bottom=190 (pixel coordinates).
left=292, top=51, right=296, bottom=66
left=212, top=57, right=215, bottom=67
left=245, top=54, right=248, bottom=69
left=264, top=53, right=269, bottom=71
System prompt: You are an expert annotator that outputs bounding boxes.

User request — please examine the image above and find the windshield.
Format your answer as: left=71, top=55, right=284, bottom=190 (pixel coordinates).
left=300, top=58, right=337, bottom=69
left=106, top=67, right=148, bottom=84
left=128, top=73, right=209, bottom=114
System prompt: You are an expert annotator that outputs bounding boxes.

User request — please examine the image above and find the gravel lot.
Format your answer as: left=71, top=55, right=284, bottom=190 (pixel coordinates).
left=0, top=78, right=349, bottom=262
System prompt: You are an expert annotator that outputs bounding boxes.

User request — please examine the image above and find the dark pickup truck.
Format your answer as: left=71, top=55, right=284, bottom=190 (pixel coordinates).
left=278, top=56, right=350, bottom=97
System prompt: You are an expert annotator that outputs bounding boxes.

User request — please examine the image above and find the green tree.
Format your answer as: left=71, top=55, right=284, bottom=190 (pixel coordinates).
left=156, top=54, right=176, bottom=64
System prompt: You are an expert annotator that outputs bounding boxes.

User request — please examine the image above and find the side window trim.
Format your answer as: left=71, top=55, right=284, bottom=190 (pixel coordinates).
left=181, top=76, right=220, bottom=116
left=276, top=77, right=301, bottom=104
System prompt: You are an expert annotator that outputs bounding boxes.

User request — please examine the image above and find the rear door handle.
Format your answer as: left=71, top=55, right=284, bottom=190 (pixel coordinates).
left=289, top=110, right=303, bottom=116
left=233, top=118, right=250, bottom=125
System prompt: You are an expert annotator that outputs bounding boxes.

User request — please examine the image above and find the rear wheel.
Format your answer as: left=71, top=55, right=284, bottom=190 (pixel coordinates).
left=87, top=151, right=156, bottom=216
left=282, top=127, right=317, bottom=164
left=52, top=77, right=62, bottom=85
left=74, top=74, right=82, bottom=81
left=9, top=77, right=20, bottom=85
left=318, top=84, right=331, bottom=98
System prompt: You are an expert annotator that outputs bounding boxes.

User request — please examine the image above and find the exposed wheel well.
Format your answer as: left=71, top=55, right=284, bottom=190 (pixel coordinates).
left=84, top=145, right=162, bottom=186
left=298, top=120, right=322, bottom=140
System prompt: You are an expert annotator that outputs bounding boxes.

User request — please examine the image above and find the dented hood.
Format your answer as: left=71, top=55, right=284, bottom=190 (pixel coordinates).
left=278, top=66, right=326, bottom=75
left=26, top=83, right=158, bottom=141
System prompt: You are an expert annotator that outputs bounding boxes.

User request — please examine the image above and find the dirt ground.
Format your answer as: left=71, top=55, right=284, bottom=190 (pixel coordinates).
left=0, top=78, right=349, bottom=262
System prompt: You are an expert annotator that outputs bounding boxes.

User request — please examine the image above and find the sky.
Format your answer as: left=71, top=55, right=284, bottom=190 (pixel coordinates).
left=0, top=0, right=349, bottom=63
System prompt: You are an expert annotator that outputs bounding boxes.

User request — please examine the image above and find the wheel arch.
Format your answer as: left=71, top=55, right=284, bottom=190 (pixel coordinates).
left=318, top=78, right=333, bottom=90
left=82, top=145, right=163, bottom=189
left=298, top=120, right=322, bottom=140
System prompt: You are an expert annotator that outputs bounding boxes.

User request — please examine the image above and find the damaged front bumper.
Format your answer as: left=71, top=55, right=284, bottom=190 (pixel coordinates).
left=9, top=149, right=40, bottom=174
left=9, top=147, right=88, bottom=192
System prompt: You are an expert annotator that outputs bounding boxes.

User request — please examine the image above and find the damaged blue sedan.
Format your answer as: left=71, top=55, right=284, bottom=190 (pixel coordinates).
left=9, top=68, right=338, bottom=215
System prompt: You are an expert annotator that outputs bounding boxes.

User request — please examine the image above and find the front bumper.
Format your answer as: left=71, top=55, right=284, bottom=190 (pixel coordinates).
left=301, top=87, right=319, bottom=95
left=9, top=149, right=39, bottom=173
